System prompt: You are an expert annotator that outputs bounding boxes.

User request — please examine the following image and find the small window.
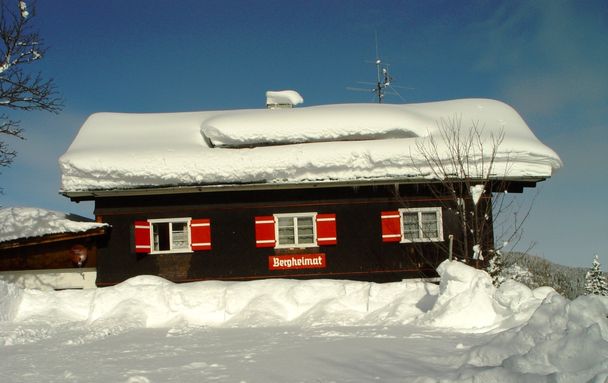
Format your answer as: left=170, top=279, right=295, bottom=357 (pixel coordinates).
left=149, top=218, right=191, bottom=253
left=274, top=213, right=317, bottom=248
left=399, top=207, right=443, bottom=242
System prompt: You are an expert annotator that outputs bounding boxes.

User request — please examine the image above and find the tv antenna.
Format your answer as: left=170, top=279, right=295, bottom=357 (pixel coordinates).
left=347, top=33, right=411, bottom=103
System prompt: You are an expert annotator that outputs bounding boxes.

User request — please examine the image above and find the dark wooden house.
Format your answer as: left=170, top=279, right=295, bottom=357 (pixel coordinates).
left=0, top=207, right=108, bottom=289
left=59, top=96, right=561, bottom=286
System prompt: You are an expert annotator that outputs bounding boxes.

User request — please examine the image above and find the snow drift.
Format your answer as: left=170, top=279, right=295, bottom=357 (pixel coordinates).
left=59, top=99, right=562, bottom=193
left=0, top=260, right=583, bottom=332
left=460, top=294, right=608, bottom=382
left=4, top=276, right=438, bottom=328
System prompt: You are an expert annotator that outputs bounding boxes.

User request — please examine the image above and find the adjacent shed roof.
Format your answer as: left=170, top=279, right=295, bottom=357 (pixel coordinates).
left=59, top=99, right=562, bottom=197
left=0, top=207, right=107, bottom=244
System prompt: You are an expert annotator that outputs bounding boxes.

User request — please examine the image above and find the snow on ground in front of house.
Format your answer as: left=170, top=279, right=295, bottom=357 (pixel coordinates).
left=1, top=261, right=607, bottom=382
left=0, top=207, right=107, bottom=243
left=59, top=99, right=562, bottom=192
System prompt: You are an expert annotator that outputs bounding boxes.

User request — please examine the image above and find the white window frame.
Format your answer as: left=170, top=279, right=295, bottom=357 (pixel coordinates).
left=398, top=207, right=444, bottom=243
left=148, top=218, right=192, bottom=254
left=274, top=212, right=318, bottom=249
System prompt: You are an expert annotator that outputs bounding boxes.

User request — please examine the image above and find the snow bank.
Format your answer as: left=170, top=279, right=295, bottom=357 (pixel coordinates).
left=461, top=293, right=608, bottom=382
left=1, top=261, right=554, bottom=331
left=417, top=260, right=498, bottom=329
left=59, top=99, right=562, bottom=192
left=416, top=261, right=552, bottom=331
left=0, top=207, right=106, bottom=243
left=6, top=277, right=438, bottom=328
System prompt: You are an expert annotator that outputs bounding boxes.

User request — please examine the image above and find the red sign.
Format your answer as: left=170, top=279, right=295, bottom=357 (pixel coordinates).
left=269, top=253, right=326, bottom=270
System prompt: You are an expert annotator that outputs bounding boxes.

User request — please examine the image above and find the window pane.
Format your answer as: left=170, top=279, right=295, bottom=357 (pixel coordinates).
left=277, top=217, right=295, bottom=245
left=297, top=217, right=314, bottom=244
left=153, top=223, right=170, bottom=251
left=278, top=227, right=295, bottom=245
left=278, top=217, right=294, bottom=228
left=171, top=222, right=188, bottom=249
left=402, top=213, right=419, bottom=240
left=421, top=212, right=438, bottom=238
left=297, top=216, right=313, bottom=228
left=298, top=233, right=314, bottom=244
left=297, top=230, right=314, bottom=244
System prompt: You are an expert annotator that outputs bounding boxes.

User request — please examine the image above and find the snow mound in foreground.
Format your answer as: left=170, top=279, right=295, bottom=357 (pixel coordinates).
left=417, top=260, right=498, bottom=329
left=460, top=293, right=608, bottom=382
left=6, top=277, right=439, bottom=328
left=416, top=261, right=554, bottom=331
left=2, top=261, right=553, bottom=332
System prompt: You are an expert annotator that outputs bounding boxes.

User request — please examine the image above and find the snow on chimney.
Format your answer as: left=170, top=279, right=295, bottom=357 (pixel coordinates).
left=266, top=90, right=303, bottom=109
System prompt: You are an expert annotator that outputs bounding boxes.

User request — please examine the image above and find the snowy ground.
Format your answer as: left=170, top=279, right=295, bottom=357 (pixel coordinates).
left=0, top=323, right=493, bottom=382
left=1, top=261, right=607, bottom=383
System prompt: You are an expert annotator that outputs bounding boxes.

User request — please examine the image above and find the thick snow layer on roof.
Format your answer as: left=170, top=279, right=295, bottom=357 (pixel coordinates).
left=202, top=103, right=421, bottom=147
left=0, top=207, right=107, bottom=243
left=59, top=99, right=562, bottom=192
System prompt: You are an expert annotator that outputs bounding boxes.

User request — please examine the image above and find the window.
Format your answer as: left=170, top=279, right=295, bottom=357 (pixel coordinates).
left=133, top=218, right=212, bottom=254
left=381, top=208, right=443, bottom=243
left=399, top=207, right=443, bottom=242
left=150, top=218, right=191, bottom=253
left=276, top=213, right=316, bottom=248
left=255, top=213, right=337, bottom=248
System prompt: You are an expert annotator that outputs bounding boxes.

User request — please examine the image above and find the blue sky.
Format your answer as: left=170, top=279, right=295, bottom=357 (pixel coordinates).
left=1, top=0, right=606, bottom=269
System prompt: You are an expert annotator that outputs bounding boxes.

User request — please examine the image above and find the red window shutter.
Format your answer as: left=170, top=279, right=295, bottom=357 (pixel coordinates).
left=316, top=213, right=337, bottom=246
left=191, top=218, right=211, bottom=251
left=381, top=211, right=402, bottom=242
left=134, top=220, right=151, bottom=253
left=255, top=216, right=276, bottom=248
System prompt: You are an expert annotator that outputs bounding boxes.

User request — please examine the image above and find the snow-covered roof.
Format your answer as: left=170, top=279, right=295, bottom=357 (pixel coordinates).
left=0, top=207, right=107, bottom=243
left=59, top=99, right=562, bottom=195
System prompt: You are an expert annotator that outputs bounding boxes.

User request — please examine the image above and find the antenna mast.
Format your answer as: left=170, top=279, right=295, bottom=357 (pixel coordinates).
left=346, top=33, right=409, bottom=103
left=373, top=32, right=392, bottom=103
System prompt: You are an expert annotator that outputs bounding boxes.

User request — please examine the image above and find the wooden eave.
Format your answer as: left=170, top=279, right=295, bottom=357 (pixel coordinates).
left=61, top=176, right=548, bottom=201
left=0, top=226, right=108, bottom=250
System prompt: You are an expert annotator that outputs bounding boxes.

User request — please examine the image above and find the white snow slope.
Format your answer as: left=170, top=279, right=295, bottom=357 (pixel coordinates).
left=0, top=207, right=107, bottom=243
left=59, top=99, right=562, bottom=192
left=1, top=261, right=606, bottom=382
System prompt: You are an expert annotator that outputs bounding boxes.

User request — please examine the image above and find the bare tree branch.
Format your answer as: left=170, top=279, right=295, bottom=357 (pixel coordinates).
left=408, top=115, right=535, bottom=274
left=0, top=0, right=62, bottom=179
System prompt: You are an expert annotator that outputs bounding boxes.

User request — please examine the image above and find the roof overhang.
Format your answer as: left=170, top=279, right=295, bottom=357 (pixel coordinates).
left=61, top=176, right=548, bottom=201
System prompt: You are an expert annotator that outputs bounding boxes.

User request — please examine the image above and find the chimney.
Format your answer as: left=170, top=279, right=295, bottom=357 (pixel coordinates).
left=265, top=90, right=303, bottom=109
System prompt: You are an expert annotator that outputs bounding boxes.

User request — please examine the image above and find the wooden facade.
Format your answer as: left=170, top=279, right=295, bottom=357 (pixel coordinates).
left=0, top=228, right=107, bottom=272
left=86, top=182, right=510, bottom=286
left=0, top=227, right=108, bottom=289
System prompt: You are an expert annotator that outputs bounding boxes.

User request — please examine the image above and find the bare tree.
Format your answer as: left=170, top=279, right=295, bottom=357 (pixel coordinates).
left=0, top=1, right=61, bottom=174
left=407, top=115, right=535, bottom=270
